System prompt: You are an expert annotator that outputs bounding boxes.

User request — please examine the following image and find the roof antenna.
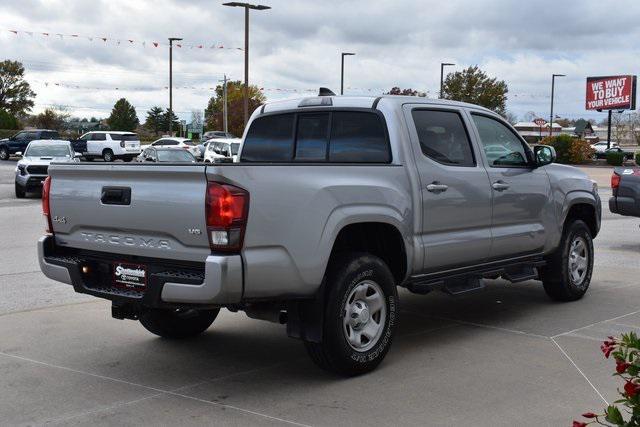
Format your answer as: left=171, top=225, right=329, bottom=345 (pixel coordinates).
left=318, top=87, right=336, bottom=96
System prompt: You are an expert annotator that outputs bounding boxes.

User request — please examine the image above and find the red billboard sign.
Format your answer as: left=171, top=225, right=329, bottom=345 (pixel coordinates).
left=586, top=75, right=637, bottom=111
left=533, top=118, right=546, bottom=127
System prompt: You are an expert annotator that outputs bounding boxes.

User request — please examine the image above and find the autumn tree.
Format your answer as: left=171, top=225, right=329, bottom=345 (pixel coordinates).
left=385, top=87, right=427, bottom=97
left=32, top=107, right=69, bottom=131
left=442, top=66, right=508, bottom=116
left=107, top=98, right=139, bottom=131
left=204, top=81, right=266, bottom=136
left=0, top=60, right=36, bottom=115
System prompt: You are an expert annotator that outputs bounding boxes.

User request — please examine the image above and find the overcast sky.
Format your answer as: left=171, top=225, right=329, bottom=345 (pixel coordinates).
left=1, top=0, right=639, bottom=122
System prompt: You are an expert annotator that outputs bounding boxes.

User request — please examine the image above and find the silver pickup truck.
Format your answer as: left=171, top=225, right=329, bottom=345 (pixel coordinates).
left=38, top=95, right=601, bottom=376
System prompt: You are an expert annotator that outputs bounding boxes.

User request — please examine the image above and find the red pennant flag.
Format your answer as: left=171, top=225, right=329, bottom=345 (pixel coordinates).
left=9, top=30, right=18, bottom=34
left=71, top=34, right=79, bottom=37
left=101, top=37, right=107, bottom=42
left=42, top=32, right=49, bottom=36
left=197, top=45, right=203, bottom=49
left=153, top=42, right=158, bottom=47
left=176, top=44, right=182, bottom=48
left=128, top=39, right=134, bottom=43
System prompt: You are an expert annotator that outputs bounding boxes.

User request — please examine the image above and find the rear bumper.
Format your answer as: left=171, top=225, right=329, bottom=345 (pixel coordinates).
left=38, top=235, right=243, bottom=307
left=609, top=196, right=640, bottom=217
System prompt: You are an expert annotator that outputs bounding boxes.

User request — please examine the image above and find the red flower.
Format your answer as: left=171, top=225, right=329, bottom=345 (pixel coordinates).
left=581, top=412, right=598, bottom=418
left=624, top=380, right=640, bottom=397
left=616, top=359, right=630, bottom=374
left=573, top=421, right=588, bottom=427
left=600, top=342, right=614, bottom=358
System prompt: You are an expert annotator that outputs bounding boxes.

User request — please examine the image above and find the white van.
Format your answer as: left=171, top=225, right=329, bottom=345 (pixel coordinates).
left=79, top=131, right=142, bottom=162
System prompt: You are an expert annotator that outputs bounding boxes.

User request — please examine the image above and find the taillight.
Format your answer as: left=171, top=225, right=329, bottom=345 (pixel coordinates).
left=42, top=176, right=54, bottom=234
left=206, top=182, right=249, bottom=252
left=611, top=173, right=620, bottom=190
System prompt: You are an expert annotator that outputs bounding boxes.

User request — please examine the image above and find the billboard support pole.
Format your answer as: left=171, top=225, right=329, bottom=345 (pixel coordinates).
left=606, top=109, right=613, bottom=150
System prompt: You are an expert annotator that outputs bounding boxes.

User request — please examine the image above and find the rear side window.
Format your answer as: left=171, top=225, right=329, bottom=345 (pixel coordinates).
left=242, top=113, right=295, bottom=162
left=41, top=131, right=60, bottom=139
left=110, top=133, right=138, bottom=141
left=329, top=112, right=389, bottom=163
left=411, top=110, right=475, bottom=167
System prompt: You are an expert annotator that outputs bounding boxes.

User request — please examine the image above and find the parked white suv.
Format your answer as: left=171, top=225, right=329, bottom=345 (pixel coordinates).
left=204, top=138, right=241, bottom=163
left=79, top=131, right=141, bottom=162
left=591, top=141, right=618, bottom=154
left=149, top=137, right=201, bottom=159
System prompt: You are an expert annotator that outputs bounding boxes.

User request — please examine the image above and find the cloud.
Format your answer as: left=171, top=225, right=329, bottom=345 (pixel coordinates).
left=0, top=0, right=639, bottom=121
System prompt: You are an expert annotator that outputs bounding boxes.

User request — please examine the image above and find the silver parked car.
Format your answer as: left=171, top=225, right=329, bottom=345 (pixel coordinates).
left=14, top=140, right=79, bottom=198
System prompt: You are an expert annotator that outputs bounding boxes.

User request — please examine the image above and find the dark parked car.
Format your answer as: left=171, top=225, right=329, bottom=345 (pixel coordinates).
left=136, top=147, right=197, bottom=163
left=610, top=167, right=640, bottom=217
left=0, top=130, right=60, bottom=160
left=595, top=146, right=635, bottom=161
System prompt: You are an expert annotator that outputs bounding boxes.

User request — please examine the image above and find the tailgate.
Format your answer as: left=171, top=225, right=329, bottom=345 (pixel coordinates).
left=48, top=163, right=210, bottom=261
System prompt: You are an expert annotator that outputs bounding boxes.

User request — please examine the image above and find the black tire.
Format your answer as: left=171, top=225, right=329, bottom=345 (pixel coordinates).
left=540, top=220, right=594, bottom=301
left=0, top=147, right=9, bottom=161
left=139, top=308, right=219, bottom=339
left=123, top=157, right=133, bottom=162
left=304, top=253, right=398, bottom=376
left=15, top=182, right=26, bottom=198
left=102, top=149, right=114, bottom=162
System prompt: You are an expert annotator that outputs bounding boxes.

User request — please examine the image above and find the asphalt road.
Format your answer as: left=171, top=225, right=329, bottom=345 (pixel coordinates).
left=1, top=160, right=640, bottom=426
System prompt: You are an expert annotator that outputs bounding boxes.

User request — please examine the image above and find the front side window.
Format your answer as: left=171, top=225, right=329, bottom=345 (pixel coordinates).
left=411, top=110, right=475, bottom=167
left=242, top=113, right=295, bottom=162
left=472, top=115, right=530, bottom=167
left=92, top=133, right=106, bottom=141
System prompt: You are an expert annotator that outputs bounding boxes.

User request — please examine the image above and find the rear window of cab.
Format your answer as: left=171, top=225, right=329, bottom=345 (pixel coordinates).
left=241, top=111, right=390, bottom=163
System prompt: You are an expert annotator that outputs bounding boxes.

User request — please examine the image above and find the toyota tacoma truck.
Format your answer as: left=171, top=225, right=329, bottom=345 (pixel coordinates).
left=38, top=95, right=601, bottom=376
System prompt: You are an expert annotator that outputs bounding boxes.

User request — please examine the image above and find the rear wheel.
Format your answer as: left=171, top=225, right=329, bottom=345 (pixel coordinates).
left=0, top=147, right=9, bottom=161
left=123, top=157, right=133, bottom=162
left=15, top=182, right=25, bottom=198
left=540, top=220, right=594, bottom=301
left=102, top=149, right=114, bottom=162
left=139, top=308, right=219, bottom=339
left=304, top=253, right=398, bottom=376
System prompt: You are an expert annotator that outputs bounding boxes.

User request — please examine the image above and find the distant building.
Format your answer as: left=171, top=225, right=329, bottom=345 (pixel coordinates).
left=513, top=122, right=562, bottom=144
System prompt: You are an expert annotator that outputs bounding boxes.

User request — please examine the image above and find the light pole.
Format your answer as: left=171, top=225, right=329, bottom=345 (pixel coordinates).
left=218, top=74, right=229, bottom=133
left=341, top=52, right=355, bottom=95
left=168, top=37, right=182, bottom=136
left=440, top=63, right=454, bottom=99
left=223, top=2, right=271, bottom=128
left=550, top=73, right=565, bottom=136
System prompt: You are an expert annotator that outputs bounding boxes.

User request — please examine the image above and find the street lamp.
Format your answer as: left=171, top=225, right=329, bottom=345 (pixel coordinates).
left=168, top=37, right=183, bottom=136
left=341, top=52, right=355, bottom=95
left=550, top=73, right=565, bottom=136
left=223, top=2, right=271, bottom=127
left=440, top=63, right=455, bottom=99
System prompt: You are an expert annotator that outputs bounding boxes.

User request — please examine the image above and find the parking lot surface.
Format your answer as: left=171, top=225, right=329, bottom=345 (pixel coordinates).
left=1, top=160, right=640, bottom=426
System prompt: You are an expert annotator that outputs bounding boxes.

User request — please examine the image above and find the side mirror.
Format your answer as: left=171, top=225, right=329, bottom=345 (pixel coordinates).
left=534, top=145, right=556, bottom=167
left=15, top=151, right=22, bottom=157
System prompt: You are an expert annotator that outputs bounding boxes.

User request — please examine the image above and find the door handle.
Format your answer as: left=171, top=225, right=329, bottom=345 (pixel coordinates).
left=426, top=182, right=448, bottom=193
left=101, top=187, right=131, bottom=205
left=492, top=181, right=510, bottom=191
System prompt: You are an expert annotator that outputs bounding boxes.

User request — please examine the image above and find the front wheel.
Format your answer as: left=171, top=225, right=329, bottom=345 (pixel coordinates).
left=0, top=147, right=9, bottom=161
left=540, top=220, right=594, bottom=301
left=15, top=182, right=25, bottom=198
left=139, top=308, right=219, bottom=339
left=304, top=253, right=398, bottom=376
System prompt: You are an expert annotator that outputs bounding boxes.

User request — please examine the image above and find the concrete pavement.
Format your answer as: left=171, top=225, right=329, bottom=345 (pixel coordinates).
left=1, top=160, right=640, bottom=426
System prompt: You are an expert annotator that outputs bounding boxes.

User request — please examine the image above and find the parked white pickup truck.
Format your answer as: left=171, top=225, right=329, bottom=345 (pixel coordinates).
left=39, top=94, right=600, bottom=375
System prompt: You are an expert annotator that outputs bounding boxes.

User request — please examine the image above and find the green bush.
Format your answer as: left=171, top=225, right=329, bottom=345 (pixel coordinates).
left=607, top=151, right=625, bottom=166
left=0, top=129, right=18, bottom=139
left=543, top=134, right=594, bottom=164
left=635, top=151, right=640, bottom=165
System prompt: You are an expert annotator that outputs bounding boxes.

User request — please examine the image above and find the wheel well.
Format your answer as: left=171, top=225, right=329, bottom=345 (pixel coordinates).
left=102, top=148, right=113, bottom=155
left=329, top=222, right=407, bottom=284
left=565, top=203, right=598, bottom=237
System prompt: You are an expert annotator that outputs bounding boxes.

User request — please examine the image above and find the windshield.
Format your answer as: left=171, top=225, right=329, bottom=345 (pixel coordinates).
left=25, top=144, right=70, bottom=157
left=182, top=139, right=196, bottom=146
left=231, top=143, right=240, bottom=155
left=156, top=150, right=195, bottom=162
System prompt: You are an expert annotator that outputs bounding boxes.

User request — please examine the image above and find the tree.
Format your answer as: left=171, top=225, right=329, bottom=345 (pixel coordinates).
left=31, top=107, right=69, bottom=131
left=107, top=98, right=139, bottom=131
left=442, top=66, right=508, bottom=116
left=144, top=106, right=164, bottom=135
left=204, top=81, right=266, bottom=136
left=504, top=111, right=518, bottom=125
left=162, top=109, right=180, bottom=133
left=385, top=87, right=427, bottom=97
left=0, top=60, right=36, bottom=116
left=0, top=109, right=19, bottom=129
